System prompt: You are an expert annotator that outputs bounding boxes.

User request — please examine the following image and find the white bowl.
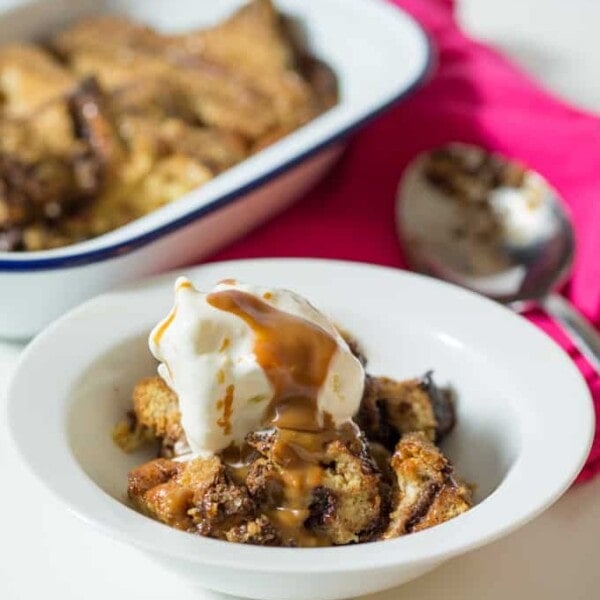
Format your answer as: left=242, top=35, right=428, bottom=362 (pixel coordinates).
left=7, top=259, right=594, bottom=600
left=0, top=0, right=432, bottom=339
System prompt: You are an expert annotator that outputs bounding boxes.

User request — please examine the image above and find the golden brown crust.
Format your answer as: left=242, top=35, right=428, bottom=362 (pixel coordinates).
left=0, top=77, right=119, bottom=242
left=128, top=457, right=185, bottom=499
left=0, top=44, right=76, bottom=118
left=356, top=374, right=455, bottom=450
left=224, top=515, right=282, bottom=546
left=1, top=1, right=337, bottom=252
left=127, top=455, right=283, bottom=545
left=52, top=15, right=167, bottom=59
left=311, top=438, right=386, bottom=544
left=132, top=376, right=184, bottom=444
left=180, top=0, right=294, bottom=79
left=177, top=0, right=323, bottom=129
left=52, top=13, right=278, bottom=139
left=119, top=116, right=247, bottom=175
left=52, top=0, right=337, bottom=139
left=382, top=432, right=471, bottom=539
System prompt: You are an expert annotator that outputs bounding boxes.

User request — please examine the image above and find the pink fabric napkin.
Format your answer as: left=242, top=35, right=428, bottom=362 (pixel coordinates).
left=212, top=0, right=600, bottom=482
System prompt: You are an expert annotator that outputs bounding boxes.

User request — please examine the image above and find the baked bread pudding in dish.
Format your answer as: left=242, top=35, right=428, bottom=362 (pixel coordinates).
left=115, top=278, right=472, bottom=547
left=0, top=0, right=337, bottom=251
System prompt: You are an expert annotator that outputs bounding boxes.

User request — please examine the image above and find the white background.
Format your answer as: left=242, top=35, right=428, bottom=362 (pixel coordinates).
left=1, top=1, right=600, bottom=598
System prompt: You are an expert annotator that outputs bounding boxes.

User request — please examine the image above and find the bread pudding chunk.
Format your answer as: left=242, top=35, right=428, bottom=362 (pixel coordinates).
left=356, top=372, right=455, bottom=449
left=0, top=75, right=120, bottom=248
left=383, top=432, right=471, bottom=538
left=241, top=426, right=386, bottom=546
left=131, top=376, right=189, bottom=458
left=128, top=455, right=281, bottom=545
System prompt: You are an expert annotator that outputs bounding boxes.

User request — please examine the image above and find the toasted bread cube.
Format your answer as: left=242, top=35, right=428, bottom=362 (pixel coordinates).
left=356, top=373, right=455, bottom=449
left=225, top=515, right=281, bottom=546
left=0, top=44, right=75, bottom=118
left=382, top=433, right=471, bottom=539
left=132, top=376, right=184, bottom=442
left=127, top=458, right=191, bottom=528
left=127, top=455, right=274, bottom=543
left=52, top=15, right=166, bottom=58
left=176, top=0, right=329, bottom=129
left=309, top=438, right=385, bottom=544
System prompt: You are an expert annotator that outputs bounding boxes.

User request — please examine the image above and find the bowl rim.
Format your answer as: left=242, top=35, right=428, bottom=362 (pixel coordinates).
left=7, top=258, right=595, bottom=573
left=0, top=0, right=434, bottom=272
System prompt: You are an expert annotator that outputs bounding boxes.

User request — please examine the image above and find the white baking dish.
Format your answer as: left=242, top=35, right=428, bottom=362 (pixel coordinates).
left=0, top=0, right=432, bottom=338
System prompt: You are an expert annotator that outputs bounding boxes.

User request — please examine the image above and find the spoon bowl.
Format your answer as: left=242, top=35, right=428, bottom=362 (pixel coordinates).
left=397, top=143, right=600, bottom=370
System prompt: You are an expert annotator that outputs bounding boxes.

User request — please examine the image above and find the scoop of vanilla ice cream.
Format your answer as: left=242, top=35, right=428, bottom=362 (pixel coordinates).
left=149, top=278, right=365, bottom=456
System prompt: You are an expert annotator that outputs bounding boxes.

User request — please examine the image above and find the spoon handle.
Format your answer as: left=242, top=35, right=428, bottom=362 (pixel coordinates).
left=542, top=294, right=600, bottom=372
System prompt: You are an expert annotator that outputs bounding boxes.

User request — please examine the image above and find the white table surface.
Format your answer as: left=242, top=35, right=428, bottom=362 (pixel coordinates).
left=2, top=1, right=600, bottom=598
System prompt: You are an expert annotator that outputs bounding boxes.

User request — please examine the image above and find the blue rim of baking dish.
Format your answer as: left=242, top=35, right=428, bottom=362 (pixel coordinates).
left=0, top=31, right=435, bottom=272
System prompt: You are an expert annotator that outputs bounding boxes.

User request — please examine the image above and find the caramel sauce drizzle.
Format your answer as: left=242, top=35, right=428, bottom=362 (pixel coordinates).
left=221, top=442, right=256, bottom=484
left=152, top=281, right=190, bottom=346
left=152, top=307, right=177, bottom=346
left=207, top=289, right=337, bottom=432
left=216, top=384, right=234, bottom=435
left=207, top=289, right=354, bottom=546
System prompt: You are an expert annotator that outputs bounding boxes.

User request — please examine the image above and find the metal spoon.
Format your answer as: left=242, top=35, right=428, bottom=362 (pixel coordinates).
left=397, top=142, right=600, bottom=371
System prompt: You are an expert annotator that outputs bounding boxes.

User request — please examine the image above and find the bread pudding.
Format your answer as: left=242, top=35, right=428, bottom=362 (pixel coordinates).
left=0, top=0, right=337, bottom=251
left=115, top=278, right=472, bottom=547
